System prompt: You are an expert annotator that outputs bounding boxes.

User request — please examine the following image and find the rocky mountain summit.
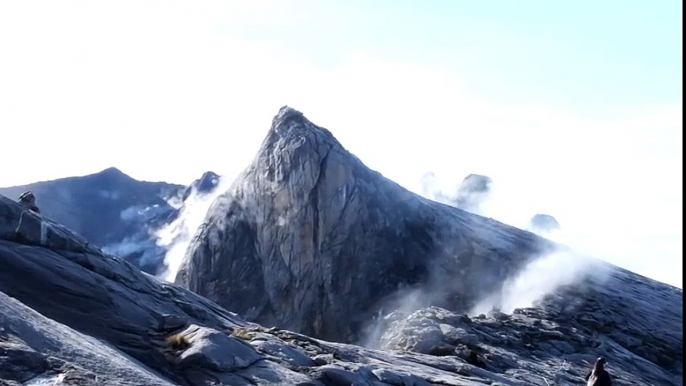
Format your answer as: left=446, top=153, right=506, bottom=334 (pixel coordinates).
left=176, top=107, right=559, bottom=342
left=452, top=174, right=492, bottom=213
left=0, top=168, right=220, bottom=275
left=0, top=107, right=682, bottom=385
left=0, top=179, right=681, bottom=385
left=173, top=107, right=681, bottom=380
left=528, top=214, right=561, bottom=233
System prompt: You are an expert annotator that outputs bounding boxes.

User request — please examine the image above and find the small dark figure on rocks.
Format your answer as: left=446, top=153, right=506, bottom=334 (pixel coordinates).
left=18, top=191, right=40, bottom=214
left=585, top=357, right=612, bottom=386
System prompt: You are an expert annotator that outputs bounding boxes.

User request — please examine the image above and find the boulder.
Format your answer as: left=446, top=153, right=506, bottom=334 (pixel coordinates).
left=453, top=174, right=493, bottom=213
left=529, top=214, right=561, bottom=233
left=175, top=325, right=262, bottom=371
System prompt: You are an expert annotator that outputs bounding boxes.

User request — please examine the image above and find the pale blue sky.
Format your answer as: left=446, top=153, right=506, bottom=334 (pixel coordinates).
left=218, top=0, right=682, bottom=113
left=0, top=1, right=682, bottom=287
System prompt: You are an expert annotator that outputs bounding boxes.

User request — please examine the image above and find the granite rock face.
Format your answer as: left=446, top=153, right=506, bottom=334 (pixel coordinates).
left=1, top=194, right=656, bottom=386
left=176, top=107, right=553, bottom=343
left=0, top=291, right=174, bottom=386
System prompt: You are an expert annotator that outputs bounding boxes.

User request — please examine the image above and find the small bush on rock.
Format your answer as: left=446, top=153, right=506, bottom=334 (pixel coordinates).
left=166, top=334, right=190, bottom=351
left=231, top=328, right=256, bottom=341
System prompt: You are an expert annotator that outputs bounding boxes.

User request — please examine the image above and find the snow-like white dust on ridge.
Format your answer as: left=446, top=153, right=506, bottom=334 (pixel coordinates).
left=469, top=250, right=606, bottom=316
left=155, top=176, right=233, bottom=282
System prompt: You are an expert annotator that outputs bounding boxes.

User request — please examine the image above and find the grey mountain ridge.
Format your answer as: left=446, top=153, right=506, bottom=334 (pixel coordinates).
left=452, top=174, right=493, bottom=213
left=0, top=106, right=682, bottom=385
left=0, top=167, right=220, bottom=275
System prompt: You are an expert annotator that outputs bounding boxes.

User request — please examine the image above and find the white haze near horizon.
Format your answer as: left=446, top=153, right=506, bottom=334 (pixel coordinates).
left=0, top=1, right=682, bottom=288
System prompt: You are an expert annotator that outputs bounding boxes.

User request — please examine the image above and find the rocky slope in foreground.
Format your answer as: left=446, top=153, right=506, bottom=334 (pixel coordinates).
left=0, top=188, right=682, bottom=384
left=0, top=168, right=221, bottom=275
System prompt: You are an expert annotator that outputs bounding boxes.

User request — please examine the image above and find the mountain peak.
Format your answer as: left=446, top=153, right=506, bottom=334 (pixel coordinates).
left=182, top=171, right=221, bottom=200
left=91, top=167, right=133, bottom=183
left=272, top=106, right=305, bottom=130
left=97, top=166, right=126, bottom=176
left=176, top=107, right=554, bottom=342
left=268, top=106, right=337, bottom=146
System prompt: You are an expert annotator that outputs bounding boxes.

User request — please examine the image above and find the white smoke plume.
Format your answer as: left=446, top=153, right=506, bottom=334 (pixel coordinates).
left=469, top=250, right=606, bottom=316
left=419, top=172, right=580, bottom=248
left=359, top=286, right=437, bottom=349
left=360, top=247, right=608, bottom=348
left=357, top=172, right=613, bottom=348
left=155, top=176, right=234, bottom=282
left=419, top=173, right=613, bottom=312
left=418, top=171, right=624, bottom=297
left=103, top=237, right=158, bottom=268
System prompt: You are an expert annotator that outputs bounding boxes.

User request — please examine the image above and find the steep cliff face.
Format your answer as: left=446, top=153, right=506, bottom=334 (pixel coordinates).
left=175, top=107, right=553, bottom=342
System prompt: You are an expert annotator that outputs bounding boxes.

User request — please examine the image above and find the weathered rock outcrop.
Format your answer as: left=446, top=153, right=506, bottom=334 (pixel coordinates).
left=175, top=107, right=556, bottom=342
left=453, top=174, right=492, bottom=213
left=0, top=194, right=251, bottom=384
left=529, top=213, right=561, bottom=233
left=0, top=291, right=174, bottom=386
left=370, top=259, right=683, bottom=384
left=419, top=172, right=492, bottom=214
